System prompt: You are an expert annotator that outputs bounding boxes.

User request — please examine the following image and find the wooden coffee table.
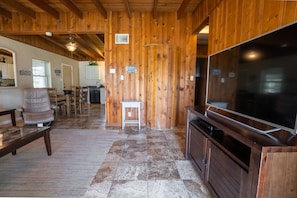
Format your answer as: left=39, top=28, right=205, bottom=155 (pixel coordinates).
left=0, top=126, right=51, bottom=158
left=0, top=108, right=16, bottom=126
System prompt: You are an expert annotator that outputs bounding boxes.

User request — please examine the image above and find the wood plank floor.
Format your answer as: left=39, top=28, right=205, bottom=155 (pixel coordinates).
left=0, top=128, right=118, bottom=197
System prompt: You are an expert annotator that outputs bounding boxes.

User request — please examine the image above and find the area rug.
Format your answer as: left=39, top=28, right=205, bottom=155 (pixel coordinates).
left=0, top=128, right=119, bottom=197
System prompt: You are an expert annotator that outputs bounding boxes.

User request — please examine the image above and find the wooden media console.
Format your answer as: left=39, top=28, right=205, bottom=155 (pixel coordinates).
left=186, top=107, right=297, bottom=198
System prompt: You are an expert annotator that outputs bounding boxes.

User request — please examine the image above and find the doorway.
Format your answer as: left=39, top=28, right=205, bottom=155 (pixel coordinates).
left=195, top=24, right=209, bottom=107
left=62, top=64, right=73, bottom=90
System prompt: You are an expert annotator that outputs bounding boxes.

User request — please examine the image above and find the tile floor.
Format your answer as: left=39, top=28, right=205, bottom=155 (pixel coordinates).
left=52, top=104, right=211, bottom=198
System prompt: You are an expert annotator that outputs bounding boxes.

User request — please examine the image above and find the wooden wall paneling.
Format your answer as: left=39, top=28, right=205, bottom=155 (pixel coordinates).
left=170, top=46, right=180, bottom=127
left=105, top=11, right=111, bottom=125
left=105, top=11, right=117, bottom=125
left=261, top=0, right=285, bottom=33
left=177, top=23, right=186, bottom=126
left=145, top=45, right=157, bottom=128
left=116, top=12, right=127, bottom=122
left=208, top=15, right=214, bottom=55
left=167, top=46, right=174, bottom=128
left=218, top=1, right=227, bottom=51
left=132, top=12, right=145, bottom=123
left=159, top=45, right=167, bottom=129
left=197, top=44, right=208, bottom=57
left=166, top=12, right=176, bottom=45
left=119, top=12, right=129, bottom=100
left=282, top=1, right=297, bottom=25
left=209, top=5, right=220, bottom=54
left=225, top=0, right=239, bottom=47
left=192, top=0, right=209, bottom=33
left=163, top=15, right=170, bottom=128
left=239, top=0, right=263, bottom=43
left=104, top=12, right=195, bottom=127
left=174, top=13, right=196, bottom=126
left=109, top=12, right=118, bottom=125
left=209, top=0, right=297, bottom=55
left=233, top=0, right=243, bottom=45
left=185, top=15, right=196, bottom=125
left=149, top=14, right=159, bottom=44
left=141, top=13, right=149, bottom=125
left=145, top=44, right=179, bottom=129
left=167, top=45, right=178, bottom=129
left=156, top=45, right=162, bottom=129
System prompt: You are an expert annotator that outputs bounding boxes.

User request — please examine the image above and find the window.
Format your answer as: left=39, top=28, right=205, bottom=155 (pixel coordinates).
left=32, top=59, right=51, bottom=88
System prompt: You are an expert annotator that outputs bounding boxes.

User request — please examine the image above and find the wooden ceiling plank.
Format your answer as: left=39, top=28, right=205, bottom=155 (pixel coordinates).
left=0, top=7, right=12, bottom=19
left=83, top=34, right=104, bottom=58
left=91, top=0, right=107, bottom=19
left=75, top=37, right=102, bottom=60
left=123, top=0, right=131, bottom=18
left=28, top=0, right=60, bottom=19
left=60, top=0, right=83, bottom=19
left=152, top=0, right=158, bottom=19
left=41, top=36, right=68, bottom=49
left=91, top=34, right=105, bottom=56
left=40, top=36, right=84, bottom=58
left=2, top=0, right=36, bottom=19
left=177, top=0, right=191, bottom=19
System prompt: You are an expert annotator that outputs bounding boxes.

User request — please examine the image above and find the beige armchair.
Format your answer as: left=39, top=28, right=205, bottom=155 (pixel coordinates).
left=19, top=88, right=54, bottom=126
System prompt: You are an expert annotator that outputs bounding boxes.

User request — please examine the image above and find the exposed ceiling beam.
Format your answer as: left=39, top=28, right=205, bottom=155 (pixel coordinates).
left=93, top=34, right=104, bottom=51
left=177, top=0, right=191, bottom=19
left=60, top=0, right=83, bottom=19
left=40, top=35, right=84, bottom=58
left=2, top=0, right=36, bottom=19
left=75, top=37, right=101, bottom=60
left=123, top=0, right=132, bottom=18
left=28, top=0, right=60, bottom=19
left=0, top=7, right=12, bottom=19
left=152, top=0, right=158, bottom=19
left=83, top=34, right=104, bottom=59
left=91, top=0, right=107, bottom=19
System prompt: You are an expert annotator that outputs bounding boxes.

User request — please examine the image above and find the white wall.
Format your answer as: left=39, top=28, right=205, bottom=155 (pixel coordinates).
left=0, top=36, right=79, bottom=110
left=79, top=61, right=105, bottom=87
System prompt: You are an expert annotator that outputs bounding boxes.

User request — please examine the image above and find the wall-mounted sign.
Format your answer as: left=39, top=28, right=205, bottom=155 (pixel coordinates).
left=19, top=69, right=32, bottom=76
left=54, top=69, right=61, bottom=76
left=115, top=34, right=129, bottom=44
left=126, top=65, right=137, bottom=74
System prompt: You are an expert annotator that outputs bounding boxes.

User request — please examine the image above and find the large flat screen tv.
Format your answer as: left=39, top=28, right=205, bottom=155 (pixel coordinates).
left=206, top=22, right=297, bottom=135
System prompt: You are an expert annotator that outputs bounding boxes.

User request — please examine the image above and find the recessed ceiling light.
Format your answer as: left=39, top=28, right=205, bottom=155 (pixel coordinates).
left=45, top=32, right=52, bottom=36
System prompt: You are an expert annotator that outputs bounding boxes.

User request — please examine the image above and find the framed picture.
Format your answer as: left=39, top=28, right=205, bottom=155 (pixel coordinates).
left=115, top=34, right=129, bottom=44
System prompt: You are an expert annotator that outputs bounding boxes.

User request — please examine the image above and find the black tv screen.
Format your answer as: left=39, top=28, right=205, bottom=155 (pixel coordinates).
left=207, top=22, right=297, bottom=134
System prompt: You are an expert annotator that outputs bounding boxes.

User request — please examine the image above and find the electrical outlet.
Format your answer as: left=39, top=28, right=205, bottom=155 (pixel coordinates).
left=128, top=112, right=132, bottom=117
